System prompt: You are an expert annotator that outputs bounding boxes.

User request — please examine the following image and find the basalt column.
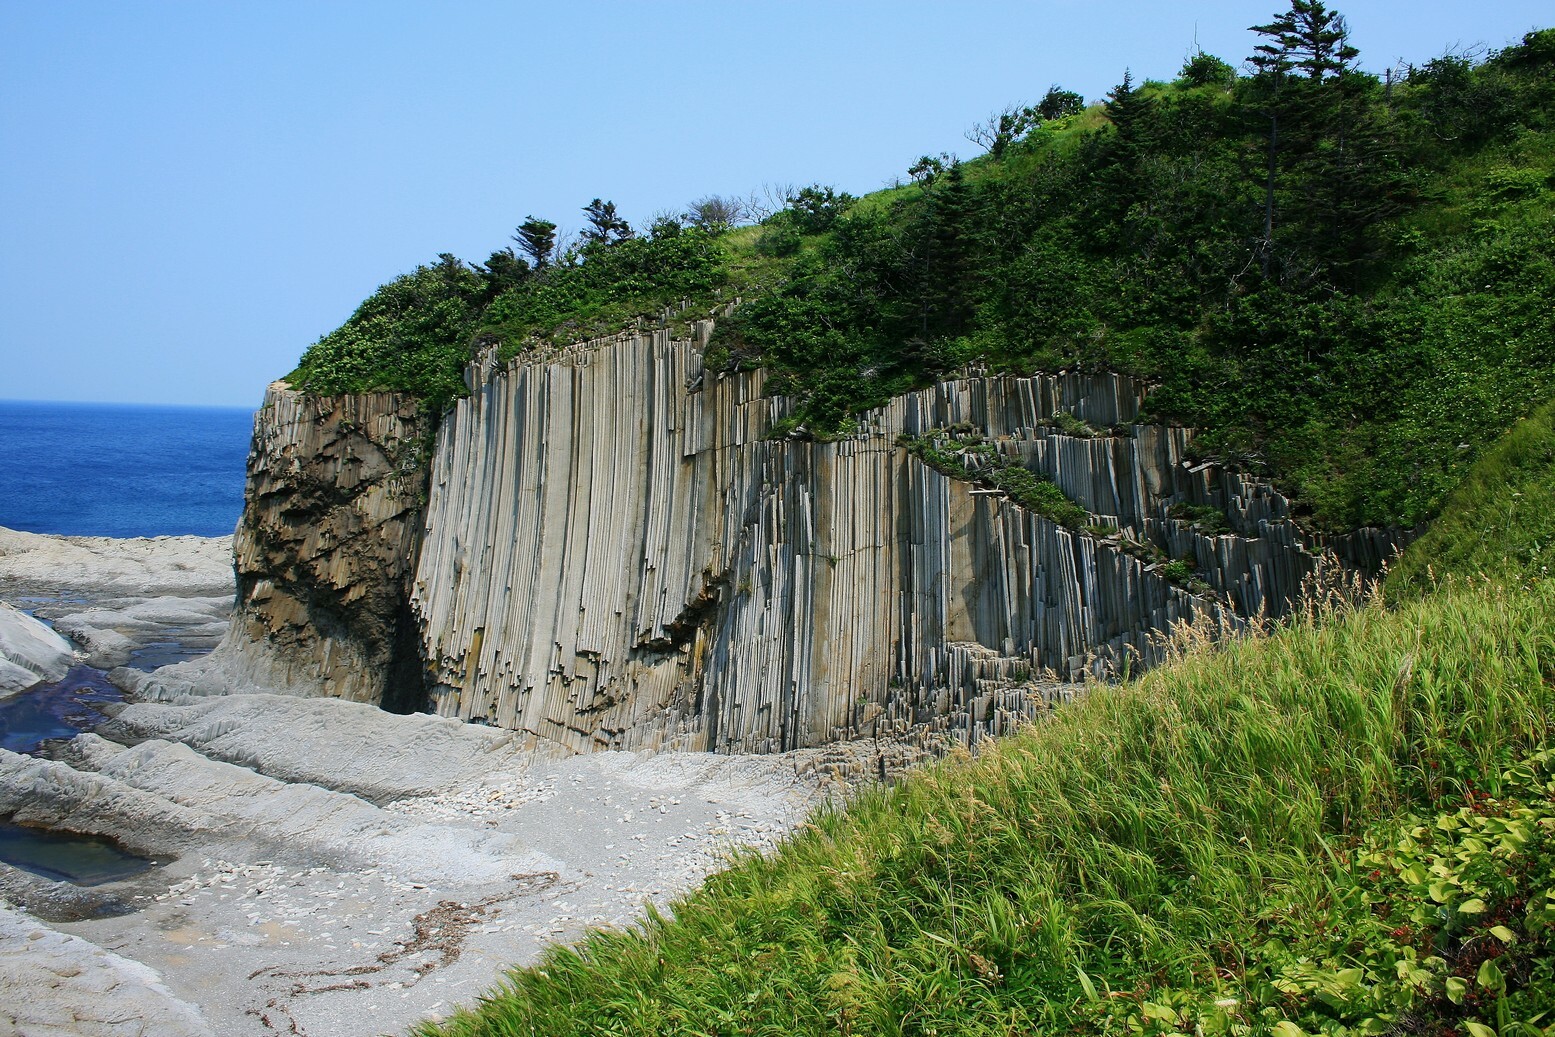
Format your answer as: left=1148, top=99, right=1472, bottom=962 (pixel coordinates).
left=411, top=326, right=1355, bottom=755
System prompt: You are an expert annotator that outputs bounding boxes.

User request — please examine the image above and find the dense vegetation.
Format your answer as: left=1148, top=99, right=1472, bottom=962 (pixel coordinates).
left=715, top=18, right=1555, bottom=531
left=288, top=6, right=1554, bottom=533
left=1385, top=395, right=1555, bottom=597
left=276, top=9, right=1555, bottom=1034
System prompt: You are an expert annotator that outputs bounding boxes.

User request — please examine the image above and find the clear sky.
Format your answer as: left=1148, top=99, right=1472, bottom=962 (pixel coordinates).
left=2, top=1, right=1549, bottom=407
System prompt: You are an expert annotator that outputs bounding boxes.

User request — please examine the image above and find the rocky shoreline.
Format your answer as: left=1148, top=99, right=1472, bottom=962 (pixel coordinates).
left=0, top=528, right=847, bottom=1036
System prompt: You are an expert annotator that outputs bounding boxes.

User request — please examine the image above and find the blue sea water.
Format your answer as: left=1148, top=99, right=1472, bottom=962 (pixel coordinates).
left=0, top=399, right=254, bottom=538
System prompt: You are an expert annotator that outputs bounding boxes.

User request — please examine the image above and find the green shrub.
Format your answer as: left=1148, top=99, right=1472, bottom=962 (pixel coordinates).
left=898, top=429, right=1091, bottom=529
left=1169, top=502, right=1231, bottom=535
left=754, top=219, right=802, bottom=258
left=288, top=262, right=482, bottom=413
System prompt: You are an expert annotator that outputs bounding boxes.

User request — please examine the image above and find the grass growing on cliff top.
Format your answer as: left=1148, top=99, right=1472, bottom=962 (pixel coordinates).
left=414, top=579, right=1555, bottom=1037
left=288, top=20, right=1555, bottom=532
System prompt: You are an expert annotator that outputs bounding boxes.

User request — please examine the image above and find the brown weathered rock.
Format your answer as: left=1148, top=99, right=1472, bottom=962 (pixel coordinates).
left=221, top=382, right=431, bottom=709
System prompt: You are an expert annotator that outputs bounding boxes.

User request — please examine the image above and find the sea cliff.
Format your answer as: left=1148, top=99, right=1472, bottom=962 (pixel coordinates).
left=212, top=321, right=1398, bottom=755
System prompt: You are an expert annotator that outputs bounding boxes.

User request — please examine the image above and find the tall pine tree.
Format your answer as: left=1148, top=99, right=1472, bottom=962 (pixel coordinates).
left=1247, top=1, right=1398, bottom=285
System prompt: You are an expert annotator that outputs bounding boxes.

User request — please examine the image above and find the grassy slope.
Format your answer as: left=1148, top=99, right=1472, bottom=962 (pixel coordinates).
left=1386, top=395, right=1555, bottom=598
left=406, top=167, right=1555, bottom=1035
left=417, top=575, right=1555, bottom=1037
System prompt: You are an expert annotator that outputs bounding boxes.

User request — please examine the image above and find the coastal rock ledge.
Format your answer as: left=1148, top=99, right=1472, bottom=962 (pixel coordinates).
left=145, top=384, right=432, bottom=709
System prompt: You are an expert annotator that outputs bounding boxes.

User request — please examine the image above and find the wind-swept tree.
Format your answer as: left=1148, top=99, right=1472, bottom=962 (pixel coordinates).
left=1251, top=0, right=1358, bottom=82
left=784, top=185, right=855, bottom=234
left=907, top=153, right=950, bottom=188
left=1036, top=85, right=1085, bottom=120
left=514, top=217, right=557, bottom=269
left=581, top=199, right=633, bottom=245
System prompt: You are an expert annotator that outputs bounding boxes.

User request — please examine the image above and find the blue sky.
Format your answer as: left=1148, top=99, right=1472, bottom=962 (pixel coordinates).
left=2, top=2, right=1549, bottom=407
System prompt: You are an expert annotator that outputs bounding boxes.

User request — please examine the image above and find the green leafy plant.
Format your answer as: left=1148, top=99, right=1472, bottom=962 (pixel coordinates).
left=1169, top=501, right=1231, bottom=535
left=898, top=428, right=1091, bottom=529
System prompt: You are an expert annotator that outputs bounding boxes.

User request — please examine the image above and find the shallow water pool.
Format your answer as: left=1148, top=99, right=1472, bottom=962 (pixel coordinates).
left=0, top=664, right=126, bottom=754
left=0, top=821, right=156, bottom=885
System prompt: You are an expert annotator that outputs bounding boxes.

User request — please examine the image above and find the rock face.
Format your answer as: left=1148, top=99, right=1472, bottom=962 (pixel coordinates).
left=219, top=325, right=1399, bottom=754
left=410, top=324, right=1384, bottom=755
left=0, top=904, right=214, bottom=1037
left=214, top=383, right=430, bottom=708
left=2, top=690, right=834, bottom=1037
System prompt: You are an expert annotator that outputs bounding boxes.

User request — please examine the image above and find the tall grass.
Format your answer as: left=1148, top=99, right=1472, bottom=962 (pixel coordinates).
left=416, top=581, right=1555, bottom=1036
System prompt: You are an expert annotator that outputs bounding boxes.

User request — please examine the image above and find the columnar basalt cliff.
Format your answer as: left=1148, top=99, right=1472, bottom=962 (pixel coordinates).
left=211, top=323, right=1397, bottom=752
left=405, top=322, right=1374, bottom=754
left=216, top=384, right=431, bottom=709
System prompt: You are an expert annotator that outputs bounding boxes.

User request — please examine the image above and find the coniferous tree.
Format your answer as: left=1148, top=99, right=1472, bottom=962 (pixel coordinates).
left=1093, top=70, right=1159, bottom=235
left=920, top=160, right=976, bottom=342
left=514, top=217, right=557, bottom=269
left=1103, top=70, right=1157, bottom=159
left=581, top=199, right=632, bottom=245
left=1246, top=1, right=1396, bottom=283
left=1251, top=0, right=1358, bottom=81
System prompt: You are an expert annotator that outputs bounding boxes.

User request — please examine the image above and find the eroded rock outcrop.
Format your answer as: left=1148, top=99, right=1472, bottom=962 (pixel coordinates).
left=0, top=904, right=214, bottom=1037
left=208, top=323, right=1398, bottom=754
left=0, top=601, right=76, bottom=694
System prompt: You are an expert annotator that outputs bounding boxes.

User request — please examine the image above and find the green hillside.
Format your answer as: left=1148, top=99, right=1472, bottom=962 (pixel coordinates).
left=288, top=11, right=1554, bottom=535
left=413, top=575, right=1555, bottom=1037
left=1387, top=396, right=1555, bottom=597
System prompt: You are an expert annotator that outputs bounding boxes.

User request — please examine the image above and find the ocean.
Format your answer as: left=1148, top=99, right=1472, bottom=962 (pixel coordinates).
left=0, top=399, right=255, bottom=538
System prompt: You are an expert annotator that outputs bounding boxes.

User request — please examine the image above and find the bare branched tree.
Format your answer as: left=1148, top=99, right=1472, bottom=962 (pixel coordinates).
left=646, top=208, right=684, bottom=238
left=684, top=195, right=749, bottom=233
left=749, top=182, right=799, bottom=223
left=965, top=104, right=1041, bottom=159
